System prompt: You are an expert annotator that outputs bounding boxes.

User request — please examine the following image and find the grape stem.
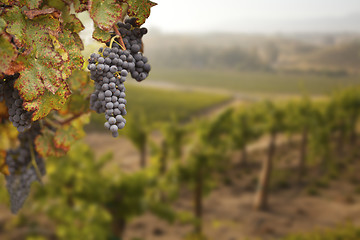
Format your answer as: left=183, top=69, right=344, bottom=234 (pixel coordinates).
left=29, top=141, right=43, bottom=184
left=43, top=113, right=83, bottom=129
left=113, top=24, right=126, bottom=50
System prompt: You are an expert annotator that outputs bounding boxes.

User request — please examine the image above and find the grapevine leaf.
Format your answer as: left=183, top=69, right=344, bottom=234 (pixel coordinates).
left=89, top=0, right=123, bottom=31
left=0, top=151, right=9, bottom=176
left=58, top=30, right=85, bottom=79
left=3, top=60, right=25, bottom=76
left=54, top=125, right=81, bottom=152
left=15, top=45, right=64, bottom=102
left=0, top=18, right=6, bottom=33
left=0, top=34, right=17, bottom=74
left=35, top=129, right=66, bottom=157
left=23, top=81, right=71, bottom=121
left=73, top=0, right=88, bottom=13
left=67, top=70, right=91, bottom=92
left=64, top=14, right=85, bottom=33
left=3, top=6, right=26, bottom=45
left=126, top=0, right=157, bottom=25
left=92, top=26, right=111, bottom=43
left=3, top=6, right=62, bottom=47
left=18, top=0, right=44, bottom=10
left=23, top=8, right=61, bottom=20
left=72, top=32, right=84, bottom=50
left=65, top=94, right=90, bottom=115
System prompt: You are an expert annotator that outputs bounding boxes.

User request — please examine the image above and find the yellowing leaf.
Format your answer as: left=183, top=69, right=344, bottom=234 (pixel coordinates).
left=0, top=151, right=9, bottom=176
left=35, top=129, right=66, bottom=157
left=92, top=26, right=111, bottom=43
left=89, top=0, right=123, bottom=31
left=127, top=0, right=157, bottom=26
left=0, top=34, right=17, bottom=75
left=24, top=81, right=71, bottom=121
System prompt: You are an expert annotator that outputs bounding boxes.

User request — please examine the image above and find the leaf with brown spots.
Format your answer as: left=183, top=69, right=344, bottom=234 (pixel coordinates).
left=126, top=0, right=157, bottom=25
left=14, top=45, right=64, bottom=102
left=54, top=125, right=81, bottom=152
left=0, top=17, right=6, bottom=33
left=89, top=0, right=123, bottom=31
left=23, top=81, right=71, bottom=121
left=35, top=129, right=66, bottom=157
left=92, top=26, right=111, bottom=43
left=18, top=0, right=43, bottom=10
left=58, top=30, right=84, bottom=79
left=0, top=34, right=17, bottom=74
left=64, top=14, right=85, bottom=33
left=73, top=0, right=88, bottom=13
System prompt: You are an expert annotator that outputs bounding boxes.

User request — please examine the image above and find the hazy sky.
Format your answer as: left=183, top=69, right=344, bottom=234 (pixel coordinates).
left=143, top=0, right=360, bottom=33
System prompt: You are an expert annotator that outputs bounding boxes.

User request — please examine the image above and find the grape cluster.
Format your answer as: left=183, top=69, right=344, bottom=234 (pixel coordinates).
left=113, top=18, right=151, bottom=82
left=3, top=77, right=32, bottom=132
left=5, top=122, right=46, bottom=214
left=88, top=48, right=128, bottom=138
left=88, top=18, right=151, bottom=137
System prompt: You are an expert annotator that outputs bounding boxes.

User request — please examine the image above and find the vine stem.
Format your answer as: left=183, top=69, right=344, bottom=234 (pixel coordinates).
left=113, top=24, right=126, bottom=50
left=43, top=113, right=84, bottom=130
left=29, top=141, right=43, bottom=184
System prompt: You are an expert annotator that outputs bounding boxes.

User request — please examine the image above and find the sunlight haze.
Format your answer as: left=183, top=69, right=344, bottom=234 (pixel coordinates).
left=144, top=0, right=360, bottom=33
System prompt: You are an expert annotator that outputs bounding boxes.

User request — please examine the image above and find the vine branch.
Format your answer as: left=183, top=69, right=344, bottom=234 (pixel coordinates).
left=113, top=24, right=126, bottom=50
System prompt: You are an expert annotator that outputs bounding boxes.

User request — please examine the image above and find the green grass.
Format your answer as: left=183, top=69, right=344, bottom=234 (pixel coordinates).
left=149, top=69, right=360, bottom=95
left=281, top=223, right=360, bottom=240
left=87, top=84, right=231, bottom=131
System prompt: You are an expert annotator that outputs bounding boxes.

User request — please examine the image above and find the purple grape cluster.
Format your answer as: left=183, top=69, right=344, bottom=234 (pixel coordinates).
left=5, top=122, right=46, bottom=214
left=113, top=18, right=151, bottom=82
left=88, top=47, right=128, bottom=138
left=88, top=18, right=152, bottom=137
left=3, top=77, right=33, bottom=132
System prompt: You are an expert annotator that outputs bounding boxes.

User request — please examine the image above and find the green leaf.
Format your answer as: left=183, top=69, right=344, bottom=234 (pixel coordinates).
left=18, top=0, right=43, bottom=9
left=92, top=26, right=111, bottom=43
left=72, top=32, right=84, bottom=50
left=74, top=0, right=89, bottom=13
left=3, top=6, right=27, bottom=44
left=14, top=45, right=64, bottom=102
left=126, top=0, right=157, bottom=25
left=0, top=18, right=6, bottom=33
left=89, top=0, right=123, bottom=31
left=67, top=70, right=91, bottom=93
left=35, top=129, right=66, bottom=157
left=0, top=34, right=17, bottom=74
left=3, top=6, right=61, bottom=46
left=23, top=81, right=71, bottom=121
left=57, top=30, right=85, bottom=79
left=54, top=125, right=80, bottom=151
left=64, top=14, right=85, bottom=33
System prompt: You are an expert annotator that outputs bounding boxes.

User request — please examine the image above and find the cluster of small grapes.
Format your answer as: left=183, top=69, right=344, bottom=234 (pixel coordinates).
left=5, top=122, right=46, bottom=214
left=88, top=18, right=152, bottom=136
left=3, top=77, right=33, bottom=132
left=112, top=18, right=151, bottom=81
left=88, top=47, right=128, bottom=138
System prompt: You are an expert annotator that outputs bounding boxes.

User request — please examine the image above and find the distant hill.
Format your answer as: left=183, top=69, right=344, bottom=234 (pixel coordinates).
left=142, top=33, right=360, bottom=74
left=220, top=13, right=360, bottom=33
left=278, top=40, right=360, bottom=74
